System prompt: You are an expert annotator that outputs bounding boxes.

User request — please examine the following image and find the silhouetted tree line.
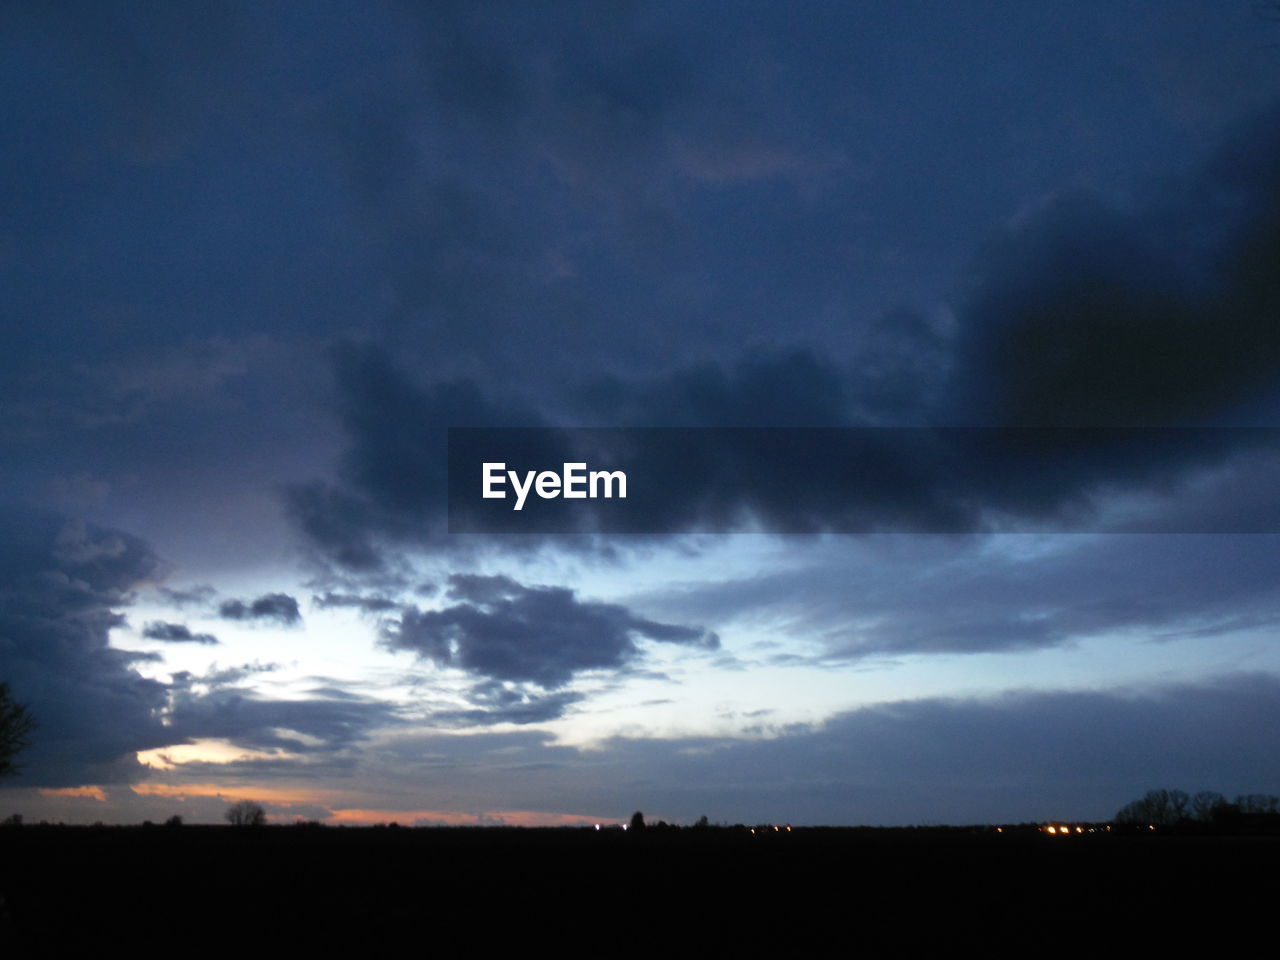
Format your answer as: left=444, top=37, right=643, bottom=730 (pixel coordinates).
left=1115, top=788, right=1280, bottom=830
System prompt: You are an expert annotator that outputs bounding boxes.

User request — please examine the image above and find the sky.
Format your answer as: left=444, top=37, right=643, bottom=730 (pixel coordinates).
left=3, top=1, right=1280, bottom=827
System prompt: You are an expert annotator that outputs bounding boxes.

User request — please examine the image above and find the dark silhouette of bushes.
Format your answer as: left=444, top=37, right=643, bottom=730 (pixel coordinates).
left=1115, top=787, right=1280, bottom=832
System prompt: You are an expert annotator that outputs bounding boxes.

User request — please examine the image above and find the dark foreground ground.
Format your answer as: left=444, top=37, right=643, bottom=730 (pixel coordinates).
left=2, top=825, right=1276, bottom=952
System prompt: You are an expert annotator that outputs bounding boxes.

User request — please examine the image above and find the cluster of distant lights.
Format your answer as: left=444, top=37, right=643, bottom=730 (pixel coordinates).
left=586, top=822, right=1156, bottom=835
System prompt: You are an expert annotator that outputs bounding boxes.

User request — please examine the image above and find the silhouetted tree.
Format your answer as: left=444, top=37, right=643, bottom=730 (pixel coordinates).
left=1235, top=793, right=1280, bottom=814
left=225, top=800, right=267, bottom=826
left=1119, top=788, right=1280, bottom=828
left=1191, top=791, right=1227, bottom=822
left=629, top=810, right=646, bottom=832
left=1115, top=788, right=1191, bottom=826
left=0, top=683, right=35, bottom=778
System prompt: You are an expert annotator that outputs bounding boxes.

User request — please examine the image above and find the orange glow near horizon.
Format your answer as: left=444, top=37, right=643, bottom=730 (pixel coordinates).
left=129, top=782, right=343, bottom=807
left=40, top=785, right=107, bottom=802
left=127, top=783, right=607, bottom=828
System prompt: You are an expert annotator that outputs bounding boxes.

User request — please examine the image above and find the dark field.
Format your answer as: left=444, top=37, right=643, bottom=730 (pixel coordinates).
left=2, top=825, right=1275, bottom=952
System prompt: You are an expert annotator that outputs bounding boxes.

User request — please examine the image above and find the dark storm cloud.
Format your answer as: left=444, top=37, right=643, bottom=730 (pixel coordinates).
left=218, top=593, right=301, bottom=625
left=326, top=344, right=542, bottom=512
left=140, top=621, right=218, bottom=645
left=948, top=102, right=1280, bottom=428
left=291, top=92, right=1280, bottom=558
left=382, top=574, right=718, bottom=688
left=5, top=2, right=1273, bottom=567
left=0, top=510, right=172, bottom=786
left=284, top=343, right=552, bottom=573
left=285, top=484, right=387, bottom=574
left=289, top=344, right=868, bottom=567
left=300, top=374, right=1280, bottom=576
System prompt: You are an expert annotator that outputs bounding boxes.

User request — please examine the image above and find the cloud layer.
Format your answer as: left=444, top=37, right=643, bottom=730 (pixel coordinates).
left=4, top=5, right=1280, bottom=822
left=383, top=574, right=717, bottom=689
